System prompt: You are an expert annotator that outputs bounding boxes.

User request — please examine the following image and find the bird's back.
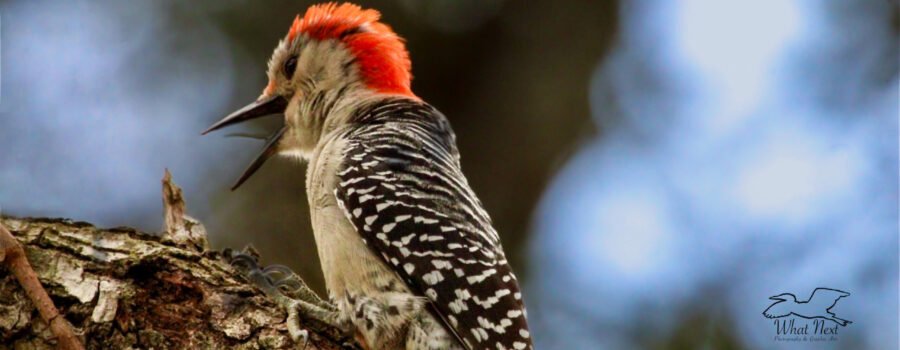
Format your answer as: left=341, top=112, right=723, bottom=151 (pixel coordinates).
left=326, top=97, right=533, bottom=349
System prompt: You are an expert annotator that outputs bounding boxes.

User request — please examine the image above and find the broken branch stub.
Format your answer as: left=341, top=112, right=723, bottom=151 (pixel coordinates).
left=162, top=169, right=209, bottom=251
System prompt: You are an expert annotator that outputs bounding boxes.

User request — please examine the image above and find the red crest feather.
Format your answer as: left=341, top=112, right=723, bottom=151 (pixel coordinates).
left=287, top=3, right=414, bottom=97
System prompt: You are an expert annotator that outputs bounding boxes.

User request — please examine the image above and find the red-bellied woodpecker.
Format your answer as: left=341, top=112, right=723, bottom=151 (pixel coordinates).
left=204, top=3, right=532, bottom=350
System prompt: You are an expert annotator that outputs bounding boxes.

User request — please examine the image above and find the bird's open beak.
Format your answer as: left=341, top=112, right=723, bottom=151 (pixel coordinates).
left=203, top=95, right=289, bottom=190
left=202, top=95, right=288, bottom=135
left=769, top=296, right=784, bottom=301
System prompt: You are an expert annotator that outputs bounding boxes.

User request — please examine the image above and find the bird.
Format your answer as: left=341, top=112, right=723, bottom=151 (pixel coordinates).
left=203, top=3, right=533, bottom=350
left=762, top=288, right=852, bottom=326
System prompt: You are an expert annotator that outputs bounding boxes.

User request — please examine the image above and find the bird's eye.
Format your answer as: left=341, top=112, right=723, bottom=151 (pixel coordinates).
left=283, top=56, right=298, bottom=79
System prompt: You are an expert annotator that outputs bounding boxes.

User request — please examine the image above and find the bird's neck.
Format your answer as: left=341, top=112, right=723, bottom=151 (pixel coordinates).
left=283, top=84, right=390, bottom=157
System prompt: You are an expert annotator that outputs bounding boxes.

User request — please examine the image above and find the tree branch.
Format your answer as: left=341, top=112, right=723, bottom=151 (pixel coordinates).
left=0, top=171, right=351, bottom=349
left=0, top=220, right=84, bottom=350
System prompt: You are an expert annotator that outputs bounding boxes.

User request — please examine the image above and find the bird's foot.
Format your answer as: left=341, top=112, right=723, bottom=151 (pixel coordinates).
left=225, top=247, right=331, bottom=308
left=224, top=247, right=353, bottom=345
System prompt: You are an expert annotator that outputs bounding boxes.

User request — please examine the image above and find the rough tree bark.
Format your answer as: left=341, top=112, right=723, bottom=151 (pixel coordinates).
left=0, top=171, right=353, bottom=349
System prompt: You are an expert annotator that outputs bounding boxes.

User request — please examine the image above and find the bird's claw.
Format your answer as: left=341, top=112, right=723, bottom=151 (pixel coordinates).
left=261, top=264, right=306, bottom=294
left=223, top=246, right=262, bottom=269
left=225, top=248, right=302, bottom=295
left=290, top=328, right=310, bottom=350
left=225, top=248, right=325, bottom=303
left=223, top=246, right=349, bottom=347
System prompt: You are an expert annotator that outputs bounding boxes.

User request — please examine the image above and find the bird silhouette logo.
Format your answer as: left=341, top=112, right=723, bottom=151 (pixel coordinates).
left=762, top=288, right=852, bottom=326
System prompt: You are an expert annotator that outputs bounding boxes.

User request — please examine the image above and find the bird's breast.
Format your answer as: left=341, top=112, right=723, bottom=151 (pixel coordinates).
left=305, top=133, right=403, bottom=297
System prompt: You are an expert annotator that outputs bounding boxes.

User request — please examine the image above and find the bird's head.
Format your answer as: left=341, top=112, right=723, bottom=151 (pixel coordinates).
left=203, top=2, right=414, bottom=190
left=769, top=293, right=796, bottom=302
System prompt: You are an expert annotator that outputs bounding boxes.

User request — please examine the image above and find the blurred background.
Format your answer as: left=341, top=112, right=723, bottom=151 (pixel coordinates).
left=0, top=0, right=897, bottom=348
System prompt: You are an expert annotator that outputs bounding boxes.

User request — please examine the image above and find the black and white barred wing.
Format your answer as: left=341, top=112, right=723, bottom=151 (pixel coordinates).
left=334, top=117, right=532, bottom=350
